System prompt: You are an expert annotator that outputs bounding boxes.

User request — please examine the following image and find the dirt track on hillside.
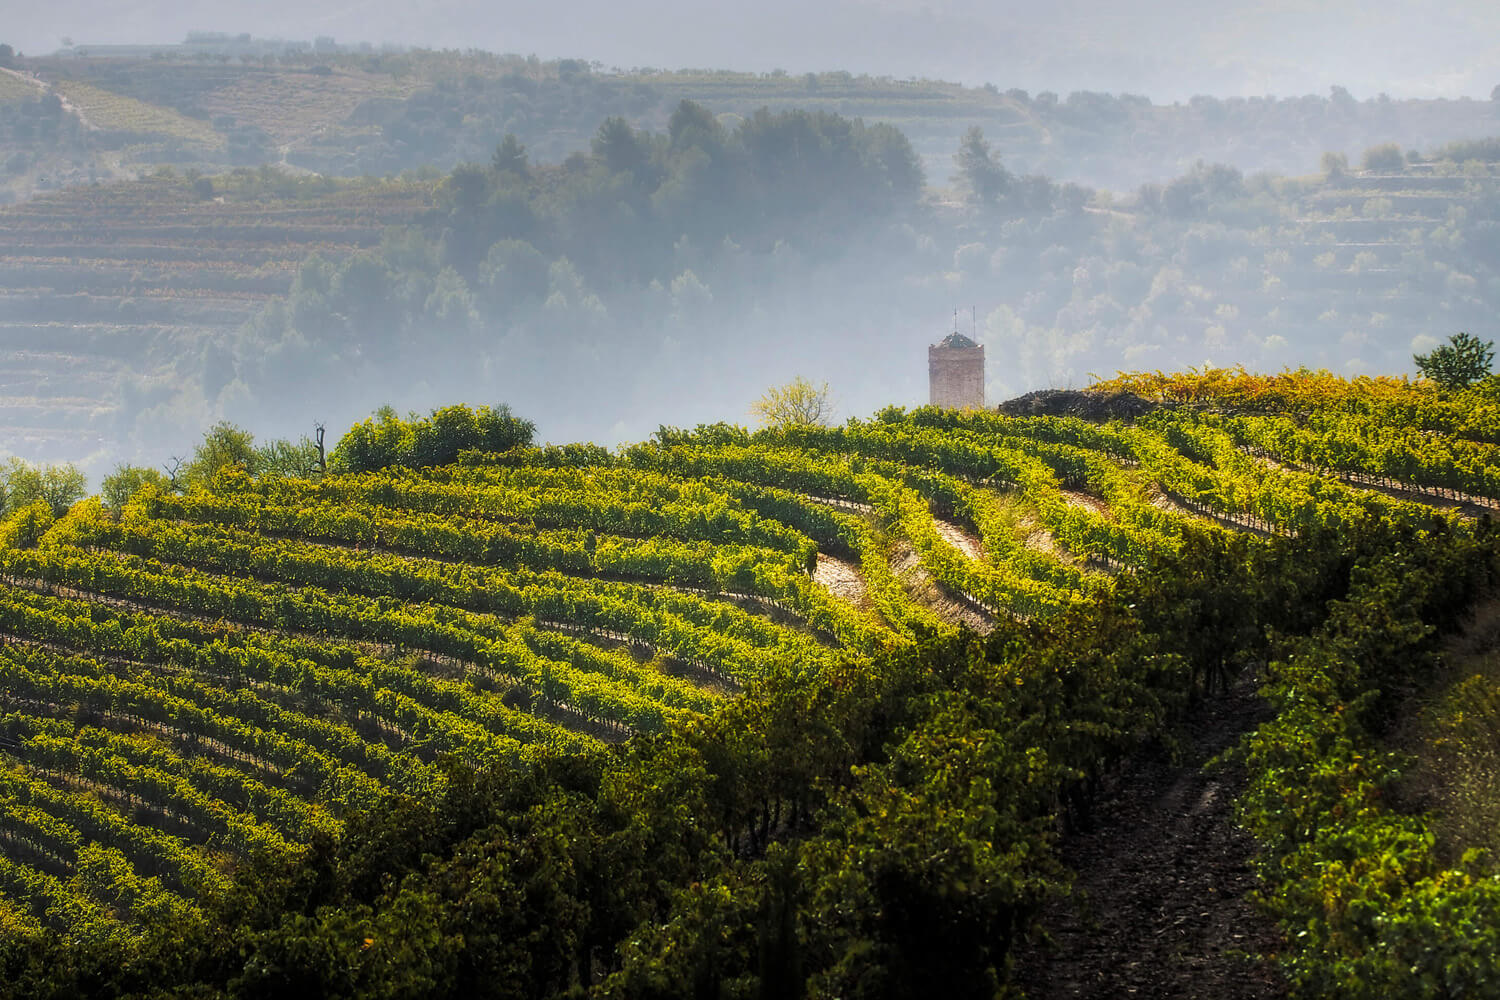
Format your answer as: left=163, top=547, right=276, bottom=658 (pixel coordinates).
left=1011, top=671, right=1287, bottom=999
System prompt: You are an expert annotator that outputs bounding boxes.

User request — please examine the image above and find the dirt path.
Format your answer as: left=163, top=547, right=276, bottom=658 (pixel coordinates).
left=1011, top=671, right=1287, bottom=1000
left=1325, top=468, right=1498, bottom=515
left=889, top=541, right=995, bottom=633
left=804, top=494, right=874, bottom=515
left=1021, top=517, right=1090, bottom=571
left=813, top=552, right=870, bottom=609
left=1147, top=487, right=1279, bottom=538
left=0, top=67, right=45, bottom=96
left=1059, top=488, right=1111, bottom=515
left=934, top=517, right=984, bottom=561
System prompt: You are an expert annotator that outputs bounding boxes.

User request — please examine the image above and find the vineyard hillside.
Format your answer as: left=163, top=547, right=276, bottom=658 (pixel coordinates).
left=3, top=375, right=1500, bottom=996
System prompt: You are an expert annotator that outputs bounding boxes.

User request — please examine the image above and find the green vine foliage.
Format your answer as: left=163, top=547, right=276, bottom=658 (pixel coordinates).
left=1232, top=522, right=1500, bottom=998
left=3, top=384, right=1500, bottom=997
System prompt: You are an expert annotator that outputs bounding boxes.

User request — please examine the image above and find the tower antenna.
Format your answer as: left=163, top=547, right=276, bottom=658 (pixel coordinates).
left=953, top=309, right=959, bottom=335
left=971, top=305, right=976, bottom=338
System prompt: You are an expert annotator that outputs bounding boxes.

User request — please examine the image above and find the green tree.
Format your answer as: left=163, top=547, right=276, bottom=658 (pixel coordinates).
left=329, top=404, right=408, bottom=473
left=750, top=377, right=833, bottom=428
left=864, top=121, right=925, bottom=202
left=441, top=163, right=490, bottom=213
left=1415, top=332, right=1495, bottom=389
left=0, top=44, right=15, bottom=68
left=182, top=421, right=258, bottom=486
left=330, top=404, right=534, bottom=473
left=254, top=437, right=324, bottom=479
left=953, top=126, right=1011, bottom=208
left=423, top=266, right=475, bottom=336
left=478, top=239, right=549, bottom=311
left=100, top=465, right=170, bottom=515
left=1362, top=142, right=1405, bottom=172
left=332, top=253, right=396, bottom=343
left=592, top=116, right=651, bottom=181
left=0, top=500, right=54, bottom=548
left=1, top=458, right=87, bottom=516
left=489, top=133, right=530, bottom=180
left=667, top=99, right=724, bottom=154
left=288, top=253, right=340, bottom=340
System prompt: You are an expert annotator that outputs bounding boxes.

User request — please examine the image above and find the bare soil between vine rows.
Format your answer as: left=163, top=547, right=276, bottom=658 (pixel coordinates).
left=1011, top=671, right=1288, bottom=999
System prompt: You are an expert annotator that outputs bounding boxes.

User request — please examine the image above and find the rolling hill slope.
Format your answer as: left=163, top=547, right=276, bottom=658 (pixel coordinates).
left=0, top=378, right=1487, bottom=944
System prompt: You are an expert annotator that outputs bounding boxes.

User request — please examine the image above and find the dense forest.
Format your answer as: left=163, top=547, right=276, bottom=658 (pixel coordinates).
left=2, top=370, right=1500, bottom=996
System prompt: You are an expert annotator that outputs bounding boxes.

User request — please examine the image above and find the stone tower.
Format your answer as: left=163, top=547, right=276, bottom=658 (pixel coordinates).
left=928, top=332, right=985, bottom=409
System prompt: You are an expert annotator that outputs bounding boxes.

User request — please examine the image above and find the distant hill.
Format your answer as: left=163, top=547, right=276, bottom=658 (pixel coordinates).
left=10, top=0, right=1498, bottom=101
left=4, top=116, right=1497, bottom=473
left=1, top=48, right=1498, bottom=202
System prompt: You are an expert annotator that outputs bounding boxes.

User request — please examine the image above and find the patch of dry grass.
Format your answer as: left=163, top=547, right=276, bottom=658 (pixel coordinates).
left=195, top=69, right=416, bottom=145
left=0, top=70, right=43, bottom=103
left=50, top=79, right=222, bottom=146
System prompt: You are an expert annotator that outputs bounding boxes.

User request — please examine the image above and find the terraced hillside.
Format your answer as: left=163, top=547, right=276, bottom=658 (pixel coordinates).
left=0, top=380, right=1490, bottom=948
left=17, top=52, right=1500, bottom=193
left=0, top=173, right=434, bottom=463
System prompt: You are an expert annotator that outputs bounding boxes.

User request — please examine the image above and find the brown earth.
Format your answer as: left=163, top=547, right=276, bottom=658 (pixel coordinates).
left=890, top=540, right=995, bottom=633
left=1011, top=671, right=1287, bottom=1000
left=813, top=552, right=870, bottom=609
left=934, top=517, right=985, bottom=561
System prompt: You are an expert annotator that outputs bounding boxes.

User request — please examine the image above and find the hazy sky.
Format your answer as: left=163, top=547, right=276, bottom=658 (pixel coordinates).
left=9, top=0, right=1499, bottom=101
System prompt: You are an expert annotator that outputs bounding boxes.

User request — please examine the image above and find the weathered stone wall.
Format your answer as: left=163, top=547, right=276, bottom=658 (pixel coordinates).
left=929, top=343, right=985, bottom=408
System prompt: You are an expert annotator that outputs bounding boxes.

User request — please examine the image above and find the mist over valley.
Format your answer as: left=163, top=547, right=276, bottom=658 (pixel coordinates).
left=0, top=33, right=1496, bottom=475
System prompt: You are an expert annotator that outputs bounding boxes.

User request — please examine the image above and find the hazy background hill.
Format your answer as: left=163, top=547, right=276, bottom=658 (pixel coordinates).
left=3, top=36, right=1497, bottom=199
left=0, top=23, right=1497, bottom=477
left=2, top=110, right=1497, bottom=475
left=10, top=0, right=1500, bottom=101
